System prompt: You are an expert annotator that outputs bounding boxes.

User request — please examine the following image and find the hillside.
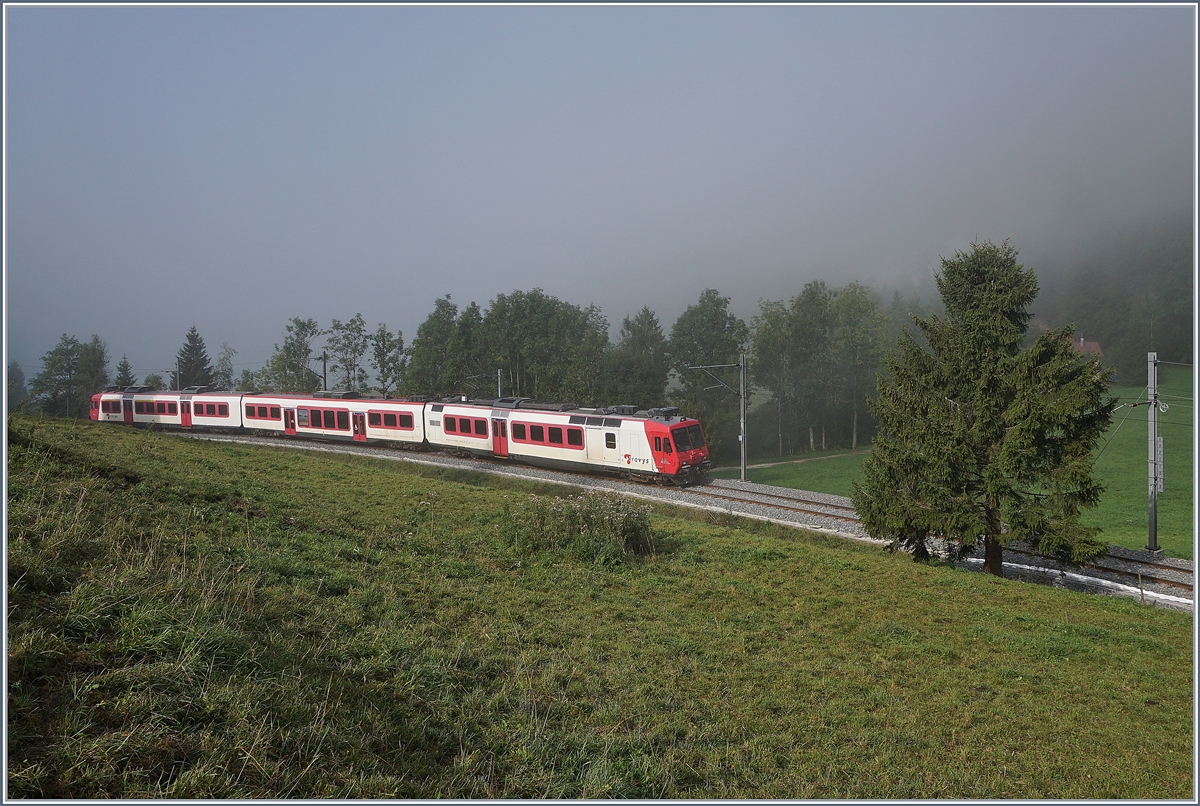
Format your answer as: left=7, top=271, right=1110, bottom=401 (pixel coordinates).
left=7, top=416, right=1193, bottom=798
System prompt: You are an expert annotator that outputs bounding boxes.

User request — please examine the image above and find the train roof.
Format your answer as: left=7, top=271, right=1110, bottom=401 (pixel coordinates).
left=99, top=387, right=697, bottom=423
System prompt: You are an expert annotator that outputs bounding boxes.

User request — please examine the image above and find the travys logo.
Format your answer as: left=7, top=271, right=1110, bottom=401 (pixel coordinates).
left=624, top=453, right=631, bottom=465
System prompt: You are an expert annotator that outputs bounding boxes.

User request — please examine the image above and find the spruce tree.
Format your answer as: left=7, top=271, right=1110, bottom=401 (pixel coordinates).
left=114, top=355, right=137, bottom=387
left=172, top=326, right=214, bottom=390
left=851, top=240, right=1116, bottom=576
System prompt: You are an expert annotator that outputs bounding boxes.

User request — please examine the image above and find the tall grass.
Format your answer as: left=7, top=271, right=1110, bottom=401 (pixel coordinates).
left=6, top=415, right=1193, bottom=798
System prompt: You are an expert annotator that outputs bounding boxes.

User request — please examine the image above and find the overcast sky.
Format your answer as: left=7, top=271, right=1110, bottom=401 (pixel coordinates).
left=5, top=4, right=1194, bottom=382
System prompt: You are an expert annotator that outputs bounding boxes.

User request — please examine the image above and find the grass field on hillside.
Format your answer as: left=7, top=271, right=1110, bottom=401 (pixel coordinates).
left=1081, top=367, right=1194, bottom=559
left=717, top=368, right=1195, bottom=559
left=7, top=416, right=1193, bottom=798
left=711, top=449, right=868, bottom=497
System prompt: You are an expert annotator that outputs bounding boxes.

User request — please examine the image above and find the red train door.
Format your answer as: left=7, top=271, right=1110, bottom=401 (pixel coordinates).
left=180, top=401, right=192, bottom=428
left=283, top=409, right=296, bottom=435
left=352, top=412, right=367, bottom=442
left=122, top=397, right=134, bottom=425
left=492, top=419, right=508, bottom=457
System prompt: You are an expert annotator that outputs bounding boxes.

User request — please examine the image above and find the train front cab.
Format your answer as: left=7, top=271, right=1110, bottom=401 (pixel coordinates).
left=669, top=419, right=711, bottom=484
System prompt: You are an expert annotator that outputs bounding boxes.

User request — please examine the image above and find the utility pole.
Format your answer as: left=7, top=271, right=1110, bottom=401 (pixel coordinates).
left=322, top=351, right=328, bottom=391
left=498, top=368, right=502, bottom=399
left=739, top=352, right=748, bottom=483
left=686, top=355, right=749, bottom=483
left=1147, top=352, right=1162, bottom=553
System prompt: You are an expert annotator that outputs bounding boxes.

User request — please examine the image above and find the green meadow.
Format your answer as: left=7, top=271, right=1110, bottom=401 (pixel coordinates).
left=7, top=415, right=1193, bottom=798
left=716, top=368, right=1195, bottom=559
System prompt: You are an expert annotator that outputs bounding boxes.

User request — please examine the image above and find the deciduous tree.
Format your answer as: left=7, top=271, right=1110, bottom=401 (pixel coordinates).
left=851, top=240, right=1115, bottom=576
left=370, top=324, right=406, bottom=398
left=30, top=334, right=108, bottom=417
left=404, top=296, right=459, bottom=397
left=257, top=318, right=324, bottom=393
left=668, top=288, right=748, bottom=459
left=8, top=360, right=29, bottom=407
left=605, top=307, right=670, bottom=408
left=831, top=283, right=886, bottom=449
left=213, top=344, right=237, bottom=390
left=326, top=314, right=370, bottom=391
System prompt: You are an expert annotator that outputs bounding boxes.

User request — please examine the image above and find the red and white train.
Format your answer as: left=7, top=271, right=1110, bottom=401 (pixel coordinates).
left=90, top=386, right=712, bottom=485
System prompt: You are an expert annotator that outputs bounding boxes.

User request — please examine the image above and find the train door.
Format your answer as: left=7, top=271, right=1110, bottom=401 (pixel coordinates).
left=180, top=401, right=192, bottom=428
left=352, top=412, right=367, bottom=442
left=492, top=419, right=508, bottom=457
left=123, top=396, right=134, bottom=425
left=283, top=408, right=296, bottom=435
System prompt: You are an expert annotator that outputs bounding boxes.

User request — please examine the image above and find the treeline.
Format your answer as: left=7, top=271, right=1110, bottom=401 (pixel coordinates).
left=19, top=284, right=923, bottom=462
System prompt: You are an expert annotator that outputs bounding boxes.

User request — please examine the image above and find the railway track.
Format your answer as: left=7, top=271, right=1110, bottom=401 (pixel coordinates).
left=172, top=431, right=1193, bottom=610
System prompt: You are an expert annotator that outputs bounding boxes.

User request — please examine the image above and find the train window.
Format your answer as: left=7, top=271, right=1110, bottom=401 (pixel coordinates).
left=205, top=404, right=215, bottom=416
left=568, top=429, right=583, bottom=447
left=325, top=410, right=337, bottom=429
left=663, top=438, right=672, bottom=454
left=157, top=402, right=167, bottom=414
left=218, top=404, right=229, bottom=416
left=169, top=403, right=177, bottom=415
left=379, top=413, right=393, bottom=427
left=530, top=425, right=544, bottom=442
left=369, top=412, right=382, bottom=426
left=256, top=406, right=267, bottom=418
left=512, top=423, right=526, bottom=440
left=180, top=402, right=189, bottom=415
left=688, top=425, right=705, bottom=448
left=569, top=415, right=586, bottom=425
left=475, top=419, right=487, bottom=436
left=499, top=421, right=507, bottom=438
left=246, top=405, right=256, bottom=418
left=605, top=433, right=617, bottom=449
left=269, top=407, right=280, bottom=419
left=654, top=436, right=662, bottom=451
left=298, top=409, right=309, bottom=426
left=445, top=417, right=457, bottom=432
left=585, top=416, right=603, bottom=426
left=337, top=411, right=349, bottom=430
left=603, top=418, right=621, bottom=428
left=135, top=401, right=145, bottom=413
left=460, top=417, right=472, bottom=433
left=671, top=428, right=691, bottom=450
left=548, top=427, right=563, bottom=444
left=399, top=413, right=413, bottom=429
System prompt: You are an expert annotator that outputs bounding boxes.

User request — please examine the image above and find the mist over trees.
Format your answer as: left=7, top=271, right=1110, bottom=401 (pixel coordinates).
left=8, top=361, right=29, bottom=407
left=1034, top=215, right=1193, bottom=381
left=23, top=217, right=1190, bottom=468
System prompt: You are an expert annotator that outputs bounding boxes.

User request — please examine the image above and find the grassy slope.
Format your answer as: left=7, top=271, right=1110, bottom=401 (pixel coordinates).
left=1080, top=367, right=1194, bottom=559
left=7, top=416, right=1193, bottom=798
left=712, top=449, right=868, bottom=497
left=715, top=369, right=1195, bottom=559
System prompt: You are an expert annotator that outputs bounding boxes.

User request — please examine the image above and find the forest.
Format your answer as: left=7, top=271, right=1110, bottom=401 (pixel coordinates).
left=16, top=221, right=1193, bottom=464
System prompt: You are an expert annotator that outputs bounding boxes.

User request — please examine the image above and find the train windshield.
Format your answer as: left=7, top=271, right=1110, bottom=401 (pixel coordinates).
left=687, top=424, right=706, bottom=449
left=671, top=427, right=692, bottom=451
